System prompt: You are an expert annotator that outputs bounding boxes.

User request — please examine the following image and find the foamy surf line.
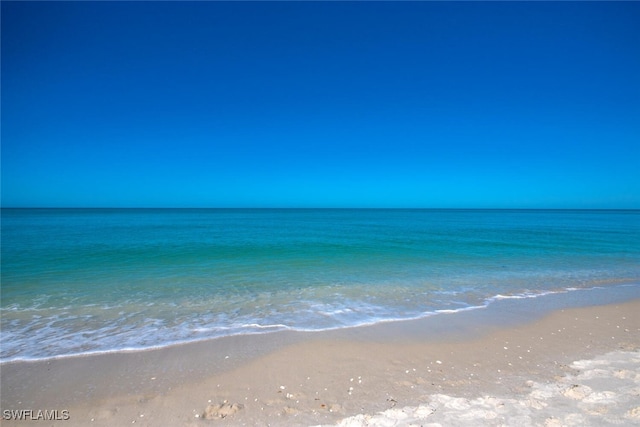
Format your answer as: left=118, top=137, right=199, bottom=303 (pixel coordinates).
left=1, top=284, right=639, bottom=364
left=324, top=349, right=640, bottom=427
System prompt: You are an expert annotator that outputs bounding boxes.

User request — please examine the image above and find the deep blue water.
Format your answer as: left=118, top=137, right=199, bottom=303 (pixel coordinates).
left=1, top=209, right=639, bottom=361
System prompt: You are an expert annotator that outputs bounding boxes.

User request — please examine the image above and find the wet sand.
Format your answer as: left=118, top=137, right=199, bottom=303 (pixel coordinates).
left=2, top=297, right=639, bottom=426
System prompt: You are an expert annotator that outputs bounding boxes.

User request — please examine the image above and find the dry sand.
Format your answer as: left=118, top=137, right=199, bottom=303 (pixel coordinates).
left=331, top=349, right=640, bottom=426
left=2, top=298, right=639, bottom=426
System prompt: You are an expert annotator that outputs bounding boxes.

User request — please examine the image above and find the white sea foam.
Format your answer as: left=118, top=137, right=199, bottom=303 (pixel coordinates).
left=3, top=284, right=638, bottom=364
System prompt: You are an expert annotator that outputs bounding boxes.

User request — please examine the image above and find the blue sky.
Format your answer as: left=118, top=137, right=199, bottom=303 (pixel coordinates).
left=2, top=2, right=639, bottom=208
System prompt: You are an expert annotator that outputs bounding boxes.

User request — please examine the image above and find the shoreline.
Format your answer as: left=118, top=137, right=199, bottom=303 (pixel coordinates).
left=2, top=282, right=638, bottom=365
left=2, top=293, right=640, bottom=426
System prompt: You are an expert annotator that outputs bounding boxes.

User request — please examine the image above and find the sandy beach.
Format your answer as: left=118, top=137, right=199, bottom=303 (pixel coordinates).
left=2, top=296, right=639, bottom=426
left=4, top=0, right=640, bottom=424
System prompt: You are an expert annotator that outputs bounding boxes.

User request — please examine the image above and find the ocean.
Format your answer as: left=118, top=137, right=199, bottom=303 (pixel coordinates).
left=1, top=209, right=639, bottom=362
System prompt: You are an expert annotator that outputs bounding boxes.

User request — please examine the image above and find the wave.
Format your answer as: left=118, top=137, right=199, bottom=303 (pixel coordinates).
left=2, top=283, right=638, bottom=364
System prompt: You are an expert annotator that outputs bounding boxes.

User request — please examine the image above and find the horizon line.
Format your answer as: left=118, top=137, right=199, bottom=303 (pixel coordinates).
left=1, top=206, right=639, bottom=211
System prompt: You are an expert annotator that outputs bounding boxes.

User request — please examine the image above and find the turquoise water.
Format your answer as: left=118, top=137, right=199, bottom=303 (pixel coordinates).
left=1, top=209, right=639, bottom=361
